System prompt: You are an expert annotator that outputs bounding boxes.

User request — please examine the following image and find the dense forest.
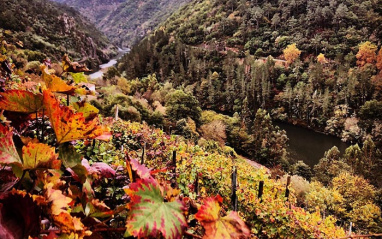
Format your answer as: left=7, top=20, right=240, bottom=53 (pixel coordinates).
left=0, top=0, right=115, bottom=68
left=0, top=0, right=382, bottom=238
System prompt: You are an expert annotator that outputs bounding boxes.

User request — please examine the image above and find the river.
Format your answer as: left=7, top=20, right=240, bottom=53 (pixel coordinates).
left=275, top=122, right=349, bottom=167
left=89, top=48, right=130, bottom=79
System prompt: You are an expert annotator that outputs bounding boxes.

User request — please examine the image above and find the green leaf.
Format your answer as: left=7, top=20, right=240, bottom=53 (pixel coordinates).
left=59, top=143, right=83, bottom=168
left=125, top=178, right=187, bottom=239
left=70, top=72, right=88, bottom=83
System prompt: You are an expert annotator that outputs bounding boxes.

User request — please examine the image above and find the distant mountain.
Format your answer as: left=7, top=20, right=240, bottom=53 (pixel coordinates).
left=54, top=0, right=191, bottom=47
left=0, top=0, right=116, bottom=68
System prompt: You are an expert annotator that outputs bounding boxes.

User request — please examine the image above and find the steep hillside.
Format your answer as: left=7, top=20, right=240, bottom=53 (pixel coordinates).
left=53, top=0, right=125, bottom=23
left=0, top=0, right=115, bottom=68
left=55, top=0, right=191, bottom=47
left=118, top=0, right=382, bottom=146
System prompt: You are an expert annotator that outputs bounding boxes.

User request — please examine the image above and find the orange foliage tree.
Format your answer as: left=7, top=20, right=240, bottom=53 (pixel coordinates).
left=356, top=41, right=377, bottom=67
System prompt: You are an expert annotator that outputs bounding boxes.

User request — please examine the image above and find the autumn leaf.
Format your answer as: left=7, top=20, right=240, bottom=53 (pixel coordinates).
left=43, top=90, right=105, bottom=143
left=0, top=190, right=41, bottom=238
left=0, top=124, right=22, bottom=165
left=0, top=90, right=43, bottom=113
left=125, top=178, right=187, bottom=239
left=130, top=157, right=152, bottom=180
left=72, top=101, right=99, bottom=120
left=41, top=65, right=75, bottom=94
left=45, top=183, right=72, bottom=216
left=195, top=195, right=250, bottom=239
left=70, top=72, right=88, bottom=83
left=22, top=142, right=61, bottom=170
left=62, top=54, right=91, bottom=73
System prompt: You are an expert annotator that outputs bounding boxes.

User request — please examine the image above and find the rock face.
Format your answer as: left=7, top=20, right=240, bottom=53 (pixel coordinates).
left=0, top=0, right=116, bottom=69
left=54, top=0, right=191, bottom=47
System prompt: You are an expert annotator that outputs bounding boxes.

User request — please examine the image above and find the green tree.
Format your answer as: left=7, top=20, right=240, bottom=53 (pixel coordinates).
left=165, top=89, right=202, bottom=124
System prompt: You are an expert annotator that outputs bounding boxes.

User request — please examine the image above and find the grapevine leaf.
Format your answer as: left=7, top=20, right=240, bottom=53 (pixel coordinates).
left=59, top=143, right=83, bottom=168
left=45, top=183, right=72, bottom=216
left=69, top=72, right=88, bottom=83
left=0, top=124, right=21, bottom=165
left=195, top=195, right=250, bottom=239
left=41, top=65, right=75, bottom=94
left=130, top=158, right=152, bottom=179
left=72, top=101, right=99, bottom=120
left=22, top=142, right=61, bottom=170
left=0, top=191, right=41, bottom=238
left=62, top=54, right=91, bottom=73
left=43, top=90, right=105, bottom=143
left=125, top=178, right=187, bottom=239
left=0, top=90, right=43, bottom=113
left=82, top=159, right=115, bottom=178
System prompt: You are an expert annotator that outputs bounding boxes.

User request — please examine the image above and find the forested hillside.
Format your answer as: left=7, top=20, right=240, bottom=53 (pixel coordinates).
left=0, top=0, right=115, bottom=68
left=119, top=0, right=382, bottom=145
left=55, top=0, right=191, bottom=47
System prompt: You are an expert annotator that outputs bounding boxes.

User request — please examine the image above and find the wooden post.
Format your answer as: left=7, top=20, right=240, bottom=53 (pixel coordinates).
left=285, top=176, right=291, bottom=200
left=231, top=167, right=238, bottom=211
left=141, top=143, right=146, bottom=165
left=66, top=94, right=69, bottom=106
left=115, top=104, right=119, bottom=121
left=171, top=151, right=177, bottom=188
left=348, top=222, right=352, bottom=236
left=169, top=126, right=172, bottom=135
left=258, top=181, right=264, bottom=202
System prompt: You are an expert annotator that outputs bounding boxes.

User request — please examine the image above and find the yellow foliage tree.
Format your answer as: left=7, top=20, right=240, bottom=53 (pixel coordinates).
left=283, top=43, right=301, bottom=65
left=317, top=53, right=327, bottom=64
left=356, top=41, right=377, bottom=67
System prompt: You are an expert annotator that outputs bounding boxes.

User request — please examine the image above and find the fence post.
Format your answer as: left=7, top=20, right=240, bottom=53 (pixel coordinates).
left=231, top=167, right=238, bottom=211
left=141, top=142, right=146, bottom=164
left=195, top=171, right=199, bottom=196
left=171, top=151, right=177, bottom=188
left=258, top=181, right=264, bottom=203
left=285, top=176, right=291, bottom=200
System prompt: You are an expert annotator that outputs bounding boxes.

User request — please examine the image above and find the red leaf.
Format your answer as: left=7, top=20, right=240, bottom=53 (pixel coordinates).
left=0, top=191, right=41, bottom=238
left=81, top=159, right=115, bottom=178
left=0, top=124, right=21, bottom=165
left=195, top=196, right=250, bottom=239
left=130, top=158, right=151, bottom=180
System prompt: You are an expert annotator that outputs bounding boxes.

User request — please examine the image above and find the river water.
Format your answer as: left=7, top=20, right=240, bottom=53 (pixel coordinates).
left=89, top=48, right=129, bottom=79
left=275, top=122, right=349, bottom=167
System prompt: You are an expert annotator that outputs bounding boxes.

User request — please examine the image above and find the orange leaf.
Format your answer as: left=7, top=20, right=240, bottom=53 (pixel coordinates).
left=0, top=90, right=43, bottom=113
left=43, top=90, right=104, bottom=143
left=22, top=142, right=61, bottom=170
left=0, top=124, right=22, bottom=165
left=41, top=65, right=75, bottom=94
left=195, top=195, right=250, bottom=239
left=45, top=183, right=72, bottom=216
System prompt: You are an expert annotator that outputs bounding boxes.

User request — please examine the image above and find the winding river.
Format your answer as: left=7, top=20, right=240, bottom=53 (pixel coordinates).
left=275, top=122, right=349, bottom=167
left=89, top=48, right=129, bottom=79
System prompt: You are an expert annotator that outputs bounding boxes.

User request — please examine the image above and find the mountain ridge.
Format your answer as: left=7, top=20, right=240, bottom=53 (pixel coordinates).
left=54, top=0, right=191, bottom=47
